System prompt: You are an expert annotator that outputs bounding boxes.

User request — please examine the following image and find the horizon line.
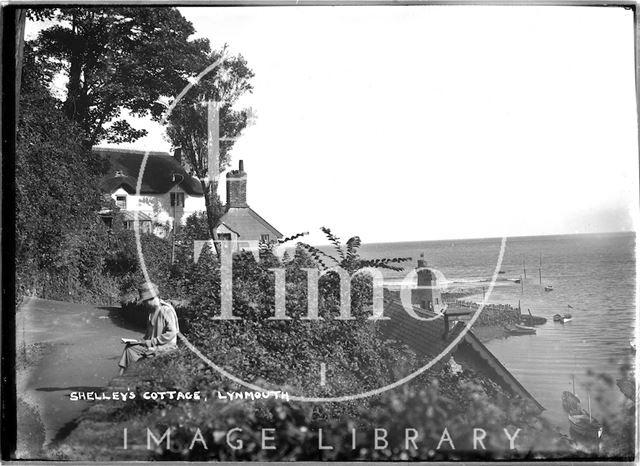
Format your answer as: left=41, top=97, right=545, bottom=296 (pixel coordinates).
left=305, top=229, right=636, bottom=247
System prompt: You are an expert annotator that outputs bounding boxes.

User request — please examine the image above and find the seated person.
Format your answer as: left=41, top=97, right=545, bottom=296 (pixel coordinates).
left=119, top=283, right=180, bottom=375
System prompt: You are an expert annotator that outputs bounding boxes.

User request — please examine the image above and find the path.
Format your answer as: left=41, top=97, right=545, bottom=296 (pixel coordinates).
left=16, top=297, right=142, bottom=452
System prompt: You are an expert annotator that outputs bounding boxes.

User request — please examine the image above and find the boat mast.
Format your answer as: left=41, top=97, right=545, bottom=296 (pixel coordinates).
left=572, top=374, right=575, bottom=395
left=539, top=254, right=542, bottom=285
left=523, top=257, right=526, bottom=279
left=588, top=391, right=592, bottom=423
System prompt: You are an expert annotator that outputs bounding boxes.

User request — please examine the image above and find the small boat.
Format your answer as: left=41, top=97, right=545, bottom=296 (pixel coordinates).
left=566, top=389, right=602, bottom=441
left=520, top=316, right=547, bottom=326
left=498, top=270, right=506, bottom=274
left=562, top=376, right=582, bottom=415
left=562, top=391, right=582, bottom=415
left=515, top=323, right=536, bottom=332
left=509, top=278, right=521, bottom=284
left=554, top=313, right=572, bottom=323
left=505, top=324, right=536, bottom=335
left=520, top=309, right=547, bottom=326
left=544, top=285, right=553, bottom=292
left=569, top=412, right=603, bottom=439
left=630, top=340, right=636, bottom=352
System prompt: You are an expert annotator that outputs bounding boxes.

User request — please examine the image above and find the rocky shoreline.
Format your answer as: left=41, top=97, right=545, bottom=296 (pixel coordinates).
left=442, top=291, right=522, bottom=343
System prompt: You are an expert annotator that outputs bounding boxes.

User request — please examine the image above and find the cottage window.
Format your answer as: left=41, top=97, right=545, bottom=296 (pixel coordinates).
left=219, top=233, right=232, bottom=241
left=260, top=234, right=270, bottom=242
left=116, top=195, right=127, bottom=209
left=170, top=192, right=185, bottom=207
left=125, top=220, right=151, bottom=233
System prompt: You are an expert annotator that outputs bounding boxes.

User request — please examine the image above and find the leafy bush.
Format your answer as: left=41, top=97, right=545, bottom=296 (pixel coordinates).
left=175, top=240, right=421, bottom=404
left=16, top=51, right=117, bottom=304
left=56, top=228, right=634, bottom=461
left=59, top=352, right=582, bottom=461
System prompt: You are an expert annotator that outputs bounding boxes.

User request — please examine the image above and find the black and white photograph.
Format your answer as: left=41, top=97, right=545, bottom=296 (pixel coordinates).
left=3, top=2, right=638, bottom=462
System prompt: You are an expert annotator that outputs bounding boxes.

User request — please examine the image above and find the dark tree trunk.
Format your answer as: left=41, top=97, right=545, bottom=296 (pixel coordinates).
left=14, top=9, right=27, bottom=121
left=63, top=13, right=85, bottom=124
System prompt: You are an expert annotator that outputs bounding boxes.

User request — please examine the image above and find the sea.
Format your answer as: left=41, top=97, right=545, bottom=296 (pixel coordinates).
left=350, top=231, right=636, bottom=428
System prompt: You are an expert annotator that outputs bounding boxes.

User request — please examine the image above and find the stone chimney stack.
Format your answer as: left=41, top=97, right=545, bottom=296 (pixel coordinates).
left=174, top=147, right=182, bottom=163
left=226, top=160, right=248, bottom=208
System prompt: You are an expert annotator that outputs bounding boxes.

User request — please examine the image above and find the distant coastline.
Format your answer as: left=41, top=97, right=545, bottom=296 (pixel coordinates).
left=359, top=230, right=635, bottom=249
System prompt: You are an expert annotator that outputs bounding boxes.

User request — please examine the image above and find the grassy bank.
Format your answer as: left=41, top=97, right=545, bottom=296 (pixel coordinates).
left=29, top=241, right=635, bottom=460
left=50, top=346, right=575, bottom=461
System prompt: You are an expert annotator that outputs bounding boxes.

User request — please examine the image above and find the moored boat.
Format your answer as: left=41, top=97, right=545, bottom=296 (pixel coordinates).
left=544, top=285, right=553, bottom=291
left=505, top=324, right=537, bottom=335
left=563, top=313, right=573, bottom=323
left=515, top=323, right=535, bottom=331
left=520, top=315, right=547, bottom=326
left=562, top=391, right=582, bottom=415
left=565, top=387, right=602, bottom=441
left=553, top=314, right=563, bottom=322
left=520, top=309, right=547, bottom=326
left=568, top=412, right=602, bottom=439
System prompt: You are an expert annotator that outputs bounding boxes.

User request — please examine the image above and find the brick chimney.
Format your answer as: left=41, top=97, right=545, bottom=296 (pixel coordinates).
left=174, top=147, right=182, bottom=163
left=226, top=160, right=248, bottom=208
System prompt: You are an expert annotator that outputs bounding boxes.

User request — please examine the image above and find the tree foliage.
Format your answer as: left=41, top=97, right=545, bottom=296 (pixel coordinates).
left=298, top=227, right=411, bottom=273
left=16, top=47, right=113, bottom=302
left=165, top=46, right=254, bottom=178
left=28, top=7, right=255, bottom=246
left=30, top=7, right=210, bottom=145
left=16, top=8, right=255, bottom=302
left=165, top=46, right=255, bottom=242
left=159, top=235, right=419, bottom=405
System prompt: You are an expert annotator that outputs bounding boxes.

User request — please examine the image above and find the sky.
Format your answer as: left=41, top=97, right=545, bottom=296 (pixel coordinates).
left=30, top=6, right=639, bottom=244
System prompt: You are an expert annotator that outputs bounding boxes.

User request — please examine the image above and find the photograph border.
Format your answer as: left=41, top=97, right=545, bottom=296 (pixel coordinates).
left=2, top=1, right=638, bottom=463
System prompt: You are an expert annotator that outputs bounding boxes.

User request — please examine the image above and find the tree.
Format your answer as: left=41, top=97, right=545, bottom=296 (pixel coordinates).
left=165, top=46, right=254, bottom=245
left=30, top=7, right=210, bottom=146
left=29, top=7, right=254, bottom=245
left=16, top=45, right=112, bottom=302
left=14, top=9, right=56, bottom=120
left=181, top=211, right=212, bottom=241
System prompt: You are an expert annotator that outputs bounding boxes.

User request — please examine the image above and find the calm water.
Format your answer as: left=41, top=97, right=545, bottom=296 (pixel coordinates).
left=353, top=232, right=636, bottom=428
